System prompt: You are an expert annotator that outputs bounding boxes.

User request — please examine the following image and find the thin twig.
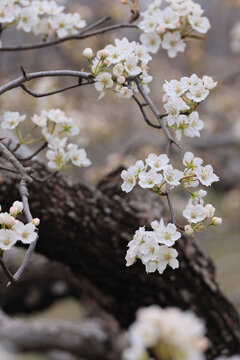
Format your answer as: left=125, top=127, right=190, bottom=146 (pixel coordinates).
left=0, top=166, right=18, bottom=174
left=166, top=140, right=176, bottom=224
left=0, top=256, right=16, bottom=284
left=20, top=81, right=93, bottom=98
left=132, top=95, right=161, bottom=129
left=18, top=142, right=48, bottom=162
left=0, top=23, right=138, bottom=52
left=134, top=77, right=180, bottom=149
left=7, top=178, right=38, bottom=285
left=30, top=171, right=58, bottom=183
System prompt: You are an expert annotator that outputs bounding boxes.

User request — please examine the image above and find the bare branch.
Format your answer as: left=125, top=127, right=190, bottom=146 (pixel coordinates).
left=0, top=256, right=15, bottom=284
left=0, top=70, right=93, bottom=97
left=0, top=23, right=138, bottom=52
left=20, top=81, right=93, bottom=98
left=18, top=142, right=48, bottom=162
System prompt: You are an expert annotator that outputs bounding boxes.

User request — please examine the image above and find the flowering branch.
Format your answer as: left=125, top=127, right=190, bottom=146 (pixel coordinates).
left=134, top=77, right=180, bottom=148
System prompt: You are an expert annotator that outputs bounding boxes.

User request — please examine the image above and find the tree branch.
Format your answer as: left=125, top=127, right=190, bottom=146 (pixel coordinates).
left=0, top=70, right=93, bottom=97
left=0, top=311, right=118, bottom=360
left=134, top=77, right=180, bottom=149
left=0, top=23, right=138, bottom=52
left=0, top=163, right=239, bottom=358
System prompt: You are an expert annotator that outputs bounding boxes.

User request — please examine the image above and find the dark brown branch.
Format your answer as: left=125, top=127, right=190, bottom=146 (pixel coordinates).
left=20, top=81, right=93, bottom=98
left=0, top=23, right=138, bottom=52
left=132, top=95, right=161, bottom=129
left=18, top=142, right=48, bottom=162
left=134, top=77, right=180, bottom=149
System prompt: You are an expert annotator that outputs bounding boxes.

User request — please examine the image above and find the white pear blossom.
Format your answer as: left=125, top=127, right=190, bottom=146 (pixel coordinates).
left=1, top=111, right=26, bottom=130
left=156, top=222, right=181, bottom=246
left=187, top=83, right=209, bottom=102
left=140, top=31, right=161, bottom=54
left=196, top=165, right=219, bottom=187
left=183, top=152, right=203, bottom=168
left=162, top=31, right=186, bottom=58
left=95, top=72, right=113, bottom=92
left=145, top=153, right=169, bottom=171
left=157, top=7, right=180, bottom=29
left=183, top=203, right=206, bottom=224
left=14, top=222, right=37, bottom=244
left=46, top=148, right=69, bottom=170
left=67, top=145, right=91, bottom=167
left=202, top=76, right=217, bottom=90
left=0, top=229, right=18, bottom=251
left=158, top=245, right=179, bottom=273
left=139, top=169, right=163, bottom=189
left=121, top=169, right=136, bottom=193
left=123, top=306, right=207, bottom=360
left=163, top=165, right=183, bottom=186
left=188, top=15, right=210, bottom=34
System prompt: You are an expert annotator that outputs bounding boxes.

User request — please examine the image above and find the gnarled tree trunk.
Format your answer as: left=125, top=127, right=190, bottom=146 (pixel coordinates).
left=1, top=163, right=240, bottom=358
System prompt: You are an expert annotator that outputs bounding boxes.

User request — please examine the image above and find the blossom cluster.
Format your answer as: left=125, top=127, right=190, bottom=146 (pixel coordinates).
left=126, top=221, right=180, bottom=275
left=121, top=152, right=221, bottom=250
left=0, top=202, right=39, bottom=252
left=0, top=0, right=86, bottom=42
left=122, top=305, right=208, bottom=360
left=1, top=109, right=91, bottom=172
left=163, top=74, right=217, bottom=141
left=230, top=22, right=240, bottom=53
left=83, top=37, right=152, bottom=99
left=139, top=0, right=211, bottom=58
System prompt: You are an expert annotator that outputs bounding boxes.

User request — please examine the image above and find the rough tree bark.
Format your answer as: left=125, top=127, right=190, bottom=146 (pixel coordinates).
left=1, top=162, right=240, bottom=358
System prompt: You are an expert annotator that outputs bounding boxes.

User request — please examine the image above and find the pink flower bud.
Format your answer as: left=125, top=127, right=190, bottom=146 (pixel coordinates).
left=32, top=218, right=40, bottom=227
left=156, top=25, right=165, bottom=34
left=117, top=76, right=126, bottom=84
left=10, top=206, right=18, bottom=217
left=99, top=49, right=109, bottom=59
left=83, top=48, right=93, bottom=58
left=120, top=0, right=128, bottom=4
left=212, top=217, right=222, bottom=226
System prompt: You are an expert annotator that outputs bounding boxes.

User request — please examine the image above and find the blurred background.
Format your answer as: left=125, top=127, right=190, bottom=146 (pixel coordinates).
left=0, top=0, right=240, bottom=358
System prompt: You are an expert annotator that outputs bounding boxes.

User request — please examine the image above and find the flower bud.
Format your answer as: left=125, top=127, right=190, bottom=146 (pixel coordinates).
left=156, top=25, right=165, bottom=34
left=32, top=218, right=40, bottom=227
left=98, top=49, right=109, bottom=59
left=113, top=63, right=124, bottom=77
left=0, top=213, right=15, bottom=227
left=117, top=76, right=126, bottom=84
left=212, top=217, right=222, bottom=226
left=204, top=204, right=215, bottom=218
left=13, top=201, right=23, bottom=213
left=83, top=48, right=93, bottom=58
left=184, top=225, right=194, bottom=235
left=120, top=0, right=128, bottom=4
left=10, top=206, right=18, bottom=217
